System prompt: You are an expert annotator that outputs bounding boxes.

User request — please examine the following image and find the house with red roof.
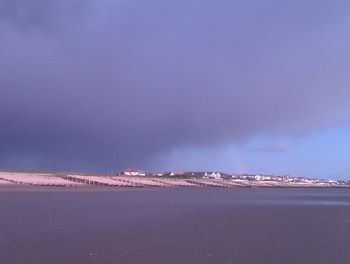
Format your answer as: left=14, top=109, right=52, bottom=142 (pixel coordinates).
left=121, top=168, right=146, bottom=176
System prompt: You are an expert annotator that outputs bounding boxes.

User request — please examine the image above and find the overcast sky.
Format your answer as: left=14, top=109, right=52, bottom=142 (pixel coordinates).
left=1, top=0, right=350, bottom=179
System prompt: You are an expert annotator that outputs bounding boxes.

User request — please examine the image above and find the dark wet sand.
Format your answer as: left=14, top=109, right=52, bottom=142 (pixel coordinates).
left=0, top=188, right=349, bottom=264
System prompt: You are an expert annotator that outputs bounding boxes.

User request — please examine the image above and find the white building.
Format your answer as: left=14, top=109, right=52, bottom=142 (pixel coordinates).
left=203, top=172, right=221, bottom=179
left=255, top=175, right=262, bottom=181
left=122, top=169, right=146, bottom=176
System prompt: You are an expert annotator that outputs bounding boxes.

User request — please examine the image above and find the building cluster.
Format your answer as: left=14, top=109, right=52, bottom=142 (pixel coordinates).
left=118, top=169, right=346, bottom=186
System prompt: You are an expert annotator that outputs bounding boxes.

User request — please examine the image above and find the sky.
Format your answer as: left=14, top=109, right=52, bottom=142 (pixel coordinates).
left=0, top=0, right=349, bottom=179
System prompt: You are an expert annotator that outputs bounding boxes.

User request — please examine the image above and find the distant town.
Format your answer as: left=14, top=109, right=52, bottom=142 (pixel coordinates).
left=0, top=168, right=349, bottom=188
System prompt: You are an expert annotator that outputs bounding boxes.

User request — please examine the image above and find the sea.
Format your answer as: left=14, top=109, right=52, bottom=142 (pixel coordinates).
left=0, top=187, right=349, bottom=264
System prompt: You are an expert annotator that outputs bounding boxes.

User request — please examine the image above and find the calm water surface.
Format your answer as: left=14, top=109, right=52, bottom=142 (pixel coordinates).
left=0, top=188, right=349, bottom=264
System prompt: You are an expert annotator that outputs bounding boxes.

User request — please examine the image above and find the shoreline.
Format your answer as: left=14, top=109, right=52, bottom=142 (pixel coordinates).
left=0, top=171, right=349, bottom=190
left=0, top=184, right=349, bottom=193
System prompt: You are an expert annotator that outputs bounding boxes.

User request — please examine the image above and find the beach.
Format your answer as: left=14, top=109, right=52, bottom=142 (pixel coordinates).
left=0, top=171, right=347, bottom=188
left=0, top=188, right=349, bottom=264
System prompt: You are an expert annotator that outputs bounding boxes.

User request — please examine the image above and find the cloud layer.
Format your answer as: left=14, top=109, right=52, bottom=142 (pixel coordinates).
left=1, top=0, right=350, bottom=171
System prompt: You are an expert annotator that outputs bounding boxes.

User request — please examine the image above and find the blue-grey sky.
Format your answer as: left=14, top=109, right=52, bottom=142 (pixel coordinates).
left=0, top=0, right=349, bottom=179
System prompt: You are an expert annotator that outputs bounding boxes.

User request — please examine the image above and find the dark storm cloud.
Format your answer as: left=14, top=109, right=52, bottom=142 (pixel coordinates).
left=0, top=0, right=91, bottom=31
left=249, top=142, right=291, bottom=153
left=1, top=0, right=350, bottom=171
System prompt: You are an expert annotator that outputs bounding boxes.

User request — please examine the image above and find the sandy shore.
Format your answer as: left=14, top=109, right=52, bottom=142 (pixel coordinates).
left=0, top=184, right=147, bottom=192
left=0, top=171, right=348, bottom=189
